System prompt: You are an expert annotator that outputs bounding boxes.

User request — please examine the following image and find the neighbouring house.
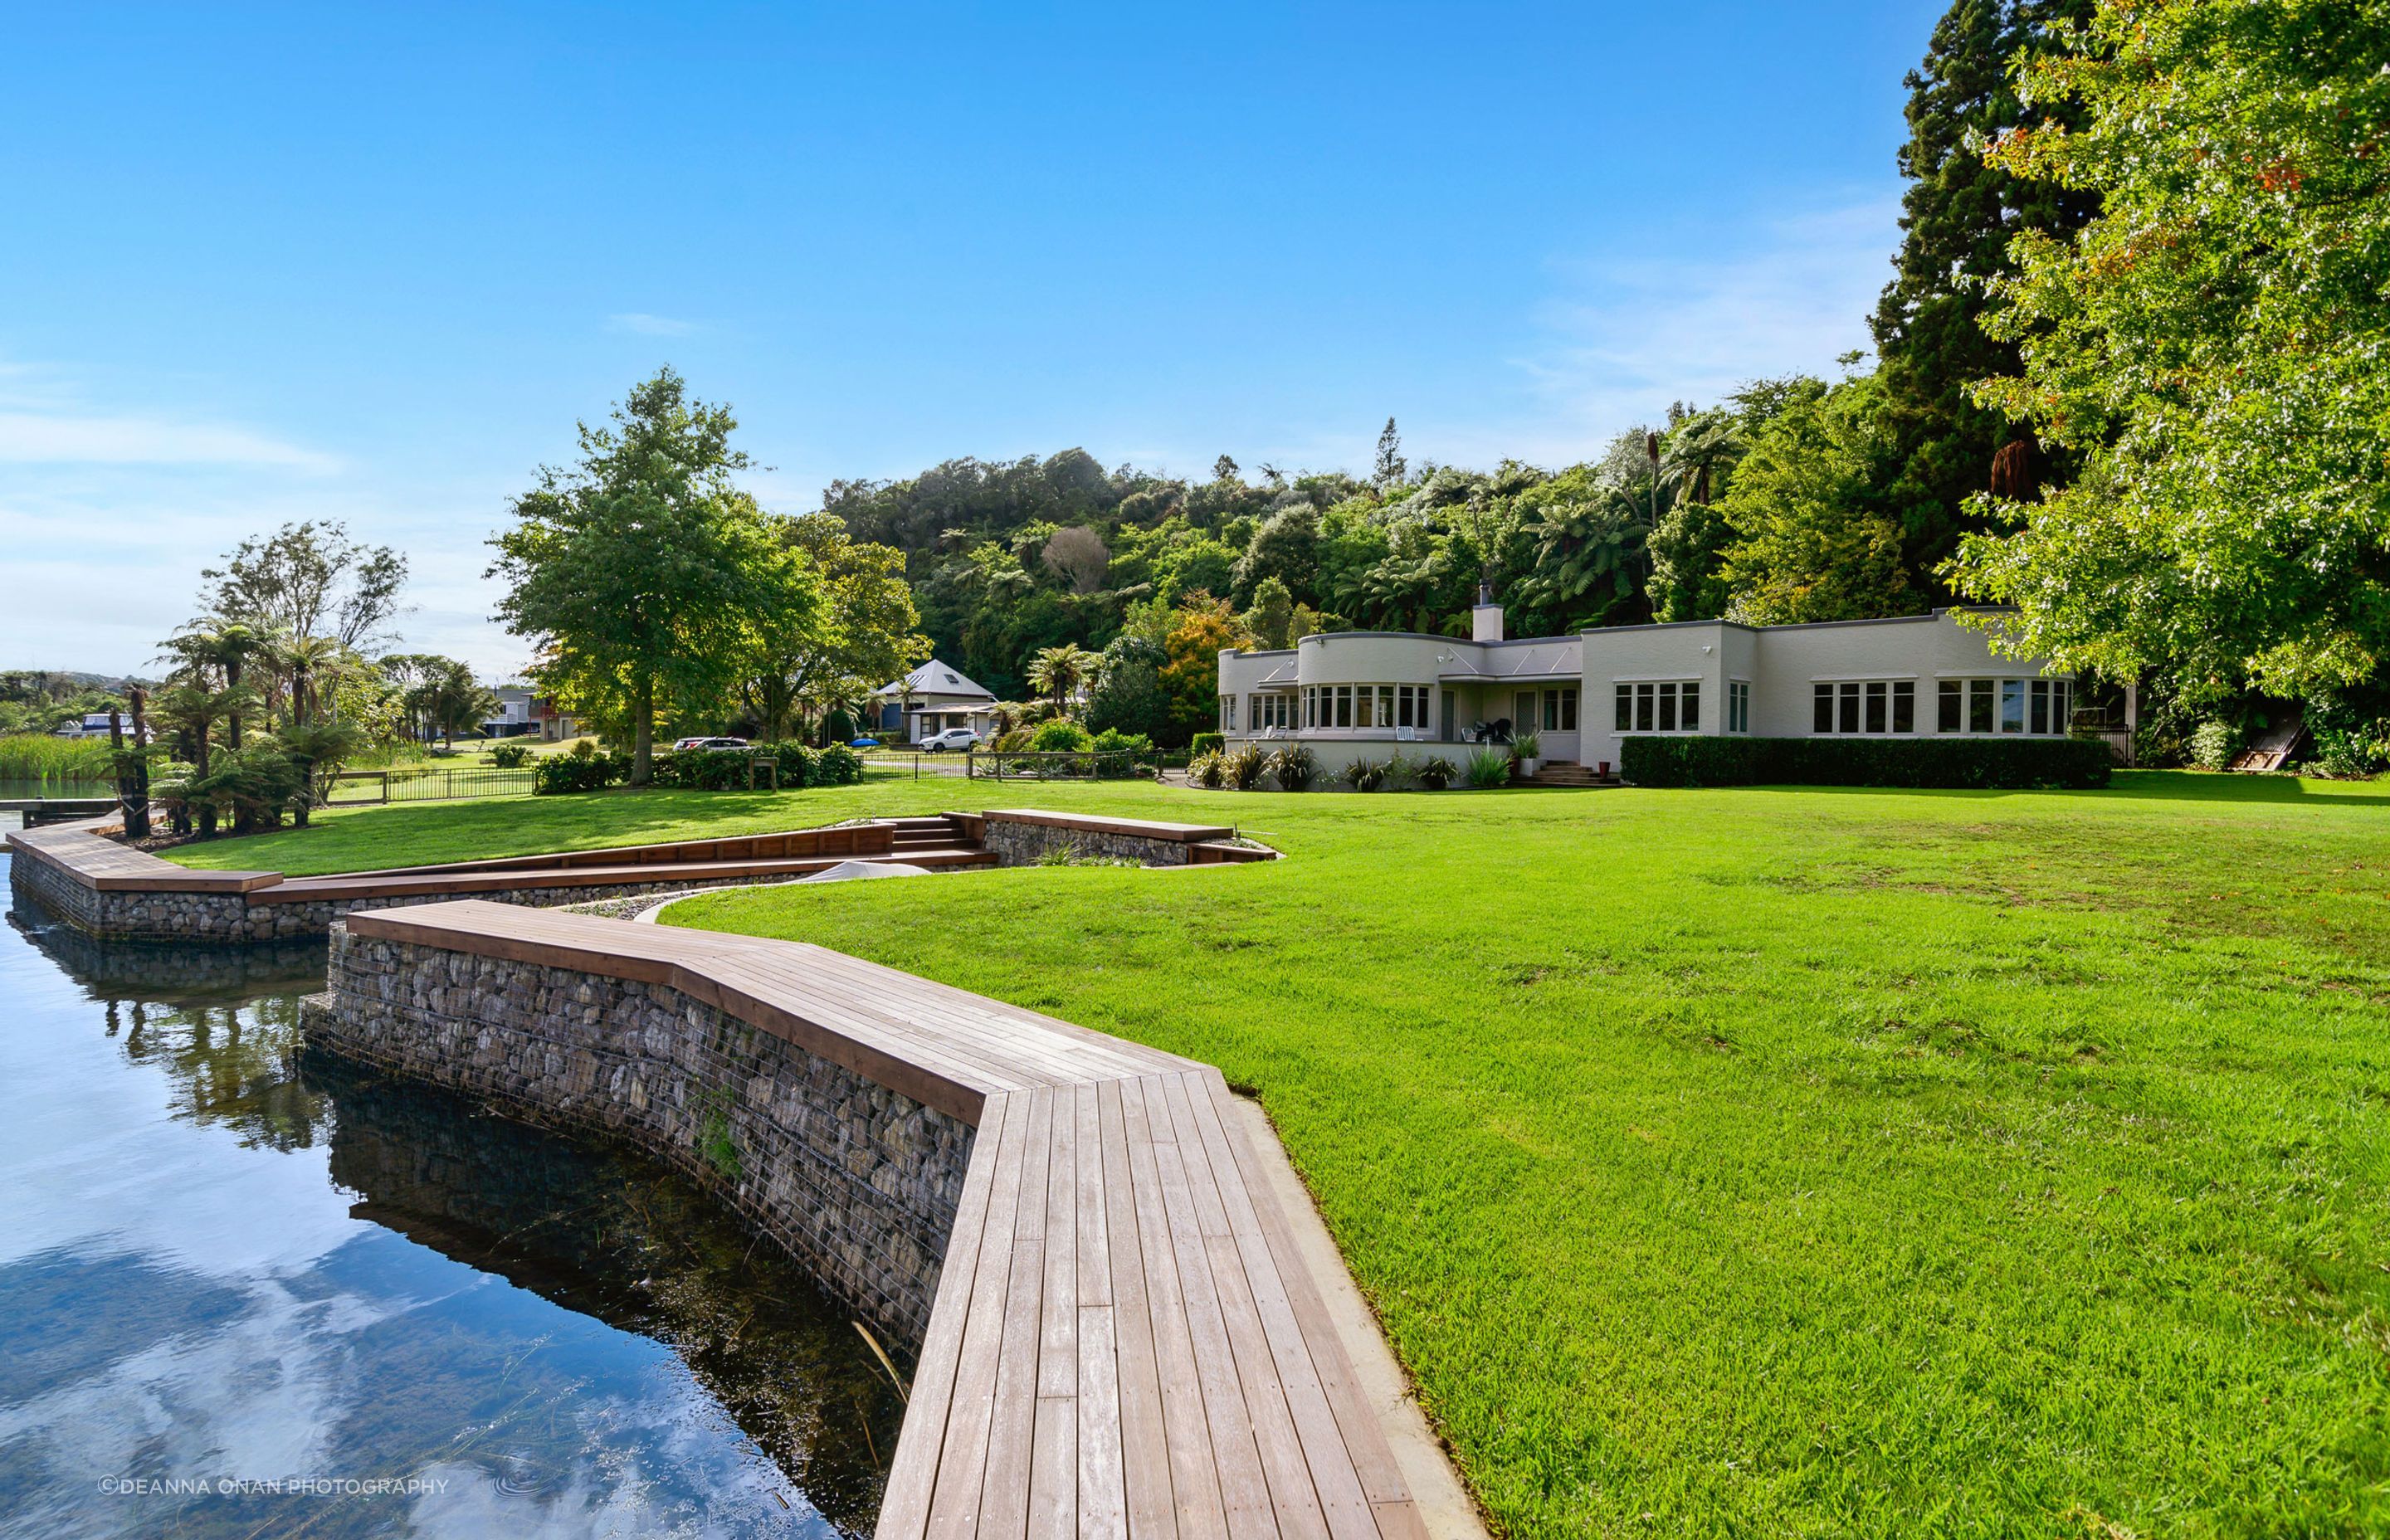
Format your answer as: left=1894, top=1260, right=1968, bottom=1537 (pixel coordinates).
left=1217, top=590, right=2082, bottom=776
left=482, top=686, right=535, bottom=738
left=530, top=694, right=581, bottom=743
left=51, top=711, right=151, bottom=743
left=866, top=660, right=998, bottom=744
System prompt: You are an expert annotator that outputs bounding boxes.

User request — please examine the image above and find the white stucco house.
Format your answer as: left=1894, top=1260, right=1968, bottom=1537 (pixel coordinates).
left=1216, top=593, right=2080, bottom=775
left=867, top=660, right=999, bottom=744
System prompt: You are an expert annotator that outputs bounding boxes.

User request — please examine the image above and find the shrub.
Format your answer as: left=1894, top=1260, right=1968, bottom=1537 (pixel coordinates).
left=1416, top=755, right=1457, bottom=790
left=1339, top=756, right=1386, bottom=792
left=2312, top=725, right=2390, bottom=779
left=1189, top=751, right=1227, bottom=789
left=808, top=743, right=863, bottom=787
left=1380, top=752, right=1417, bottom=791
left=1267, top=744, right=1316, bottom=792
left=534, top=744, right=627, bottom=794
left=486, top=741, right=534, bottom=768
left=1189, top=732, right=1225, bottom=759
left=2188, top=718, right=2242, bottom=772
left=1030, top=719, right=1094, bottom=753
left=1618, top=735, right=2114, bottom=790
left=1223, top=743, right=1269, bottom=791
left=1089, top=728, right=1153, bottom=759
left=1466, top=747, right=1514, bottom=788
left=1511, top=729, right=1542, bottom=762
left=821, top=707, right=856, bottom=743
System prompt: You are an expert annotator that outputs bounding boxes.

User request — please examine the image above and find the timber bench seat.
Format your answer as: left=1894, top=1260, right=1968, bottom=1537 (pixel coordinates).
left=339, top=901, right=1426, bottom=1540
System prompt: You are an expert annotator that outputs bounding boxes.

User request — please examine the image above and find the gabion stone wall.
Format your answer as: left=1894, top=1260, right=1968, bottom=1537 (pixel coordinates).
left=308, top=924, right=975, bottom=1352
left=979, top=818, right=1197, bottom=867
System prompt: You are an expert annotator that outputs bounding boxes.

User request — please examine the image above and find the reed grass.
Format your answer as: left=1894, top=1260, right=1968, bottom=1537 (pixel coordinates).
left=0, top=733, right=113, bottom=782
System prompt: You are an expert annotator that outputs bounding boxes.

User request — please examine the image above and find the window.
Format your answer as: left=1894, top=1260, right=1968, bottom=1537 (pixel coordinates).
left=1944, top=677, right=2075, bottom=733
left=1727, top=681, right=1750, bottom=734
left=1378, top=685, right=1396, bottom=730
left=1218, top=694, right=1233, bottom=732
left=1540, top=686, right=1578, bottom=732
left=1812, top=680, right=1917, bottom=734
left=1334, top=685, right=1353, bottom=728
left=1616, top=681, right=1698, bottom=733
left=1397, top=685, right=1432, bottom=729
left=2031, top=678, right=2072, bottom=734
left=1251, top=694, right=1293, bottom=730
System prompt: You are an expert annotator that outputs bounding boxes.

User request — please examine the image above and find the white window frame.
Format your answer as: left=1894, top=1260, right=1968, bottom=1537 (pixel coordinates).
left=1612, top=680, right=1700, bottom=735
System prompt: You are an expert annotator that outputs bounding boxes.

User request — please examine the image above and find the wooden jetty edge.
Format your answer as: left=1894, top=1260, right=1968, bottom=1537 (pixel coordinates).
left=337, top=899, right=1439, bottom=1540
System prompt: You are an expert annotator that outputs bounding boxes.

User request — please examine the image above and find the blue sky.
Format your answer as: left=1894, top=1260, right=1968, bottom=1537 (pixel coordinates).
left=2, top=2, right=1941, bottom=679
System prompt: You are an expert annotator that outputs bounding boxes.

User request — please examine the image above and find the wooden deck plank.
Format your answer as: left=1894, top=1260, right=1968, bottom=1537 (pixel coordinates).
left=925, top=1090, right=1036, bottom=1539
left=878, top=1090, right=1011, bottom=1540
left=1120, top=1077, right=1230, bottom=1540
left=1177, top=1080, right=1379, bottom=1540
left=1144, top=1074, right=1279, bottom=1540
left=1159, top=1076, right=1334, bottom=1540
left=1194, top=1080, right=1416, bottom=1518
left=1039, top=1078, right=1079, bottom=1399
left=1100, top=1079, right=1177, bottom=1540
left=978, top=1087, right=1054, bottom=1540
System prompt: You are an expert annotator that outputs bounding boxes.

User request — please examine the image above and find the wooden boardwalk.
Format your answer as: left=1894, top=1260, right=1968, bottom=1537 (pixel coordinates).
left=345, top=901, right=1429, bottom=1540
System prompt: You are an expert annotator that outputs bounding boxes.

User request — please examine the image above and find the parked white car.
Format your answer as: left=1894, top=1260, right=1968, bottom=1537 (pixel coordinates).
left=920, top=727, right=982, bottom=752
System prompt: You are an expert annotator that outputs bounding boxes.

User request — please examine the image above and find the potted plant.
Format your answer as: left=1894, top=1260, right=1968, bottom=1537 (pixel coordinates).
left=1512, top=729, right=1542, bottom=779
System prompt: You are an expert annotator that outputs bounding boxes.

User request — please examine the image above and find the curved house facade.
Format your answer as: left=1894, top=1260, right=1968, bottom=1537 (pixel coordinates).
left=1217, top=600, right=2076, bottom=775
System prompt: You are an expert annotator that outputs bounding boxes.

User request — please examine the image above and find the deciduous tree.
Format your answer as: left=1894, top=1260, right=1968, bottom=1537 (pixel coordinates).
left=1953, top=0, right=2390, bottom=698
left=490, top=368, right=817, bottom=782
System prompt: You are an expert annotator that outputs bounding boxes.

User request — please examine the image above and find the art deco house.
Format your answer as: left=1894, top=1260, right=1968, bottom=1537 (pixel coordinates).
left=1216, top=592, right=2078, bottom=775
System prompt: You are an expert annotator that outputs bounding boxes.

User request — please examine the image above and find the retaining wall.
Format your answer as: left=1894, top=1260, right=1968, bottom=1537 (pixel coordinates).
left=7, top=853, right=816, bottom=945
left=307, top=924, right=973, bottom=1349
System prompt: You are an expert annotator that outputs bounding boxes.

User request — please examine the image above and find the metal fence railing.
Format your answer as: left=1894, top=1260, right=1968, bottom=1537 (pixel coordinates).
left=326, top=767, right=539, bottom=806
left=967, top=749, right=1145, bottom=781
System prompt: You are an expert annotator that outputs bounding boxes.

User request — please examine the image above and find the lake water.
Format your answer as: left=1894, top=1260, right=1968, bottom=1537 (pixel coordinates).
left=0, top=843, right=903, bottom=1538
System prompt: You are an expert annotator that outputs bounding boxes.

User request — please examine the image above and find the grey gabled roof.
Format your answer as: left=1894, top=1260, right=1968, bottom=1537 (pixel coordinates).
left=870, top=659, right=996, bottom=700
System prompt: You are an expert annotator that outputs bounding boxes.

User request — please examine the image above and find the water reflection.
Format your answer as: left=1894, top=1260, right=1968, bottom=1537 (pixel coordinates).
left=0, top=873, right=900, bottom=1539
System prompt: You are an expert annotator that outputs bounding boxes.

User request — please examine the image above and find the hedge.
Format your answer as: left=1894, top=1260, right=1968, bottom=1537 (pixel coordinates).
left=1619, top=735, right=2113, bottom=790
left=534, top=741, right=865, bottom=795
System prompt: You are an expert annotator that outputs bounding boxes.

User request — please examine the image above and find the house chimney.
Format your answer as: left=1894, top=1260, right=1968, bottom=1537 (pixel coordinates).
left=1471, top=584, right=1504, bottom=643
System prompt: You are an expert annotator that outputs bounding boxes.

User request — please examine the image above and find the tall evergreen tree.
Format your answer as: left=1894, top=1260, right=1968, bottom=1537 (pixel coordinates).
left=1871, top=0, right=2096, bottom=595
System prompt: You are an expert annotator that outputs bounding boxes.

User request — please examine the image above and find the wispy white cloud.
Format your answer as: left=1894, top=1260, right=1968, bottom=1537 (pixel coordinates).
left=606, top=312, right=699, bottom=337
left=1495, top=196, right=1900, bottom=456
left=0, top=412, right=339, bottom=470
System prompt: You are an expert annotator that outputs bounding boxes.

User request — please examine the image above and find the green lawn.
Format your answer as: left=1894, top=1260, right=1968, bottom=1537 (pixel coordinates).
left=169, top=772, right=2390, bottom=1534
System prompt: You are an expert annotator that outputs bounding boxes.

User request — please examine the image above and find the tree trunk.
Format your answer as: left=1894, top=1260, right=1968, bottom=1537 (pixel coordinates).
left=124, top=689, right=151, bottom=840
left=225, top=662, right=243, bottom=751
left=195, top=731, right=217, bottom=838
left=631, top=674, right=655, bottom=784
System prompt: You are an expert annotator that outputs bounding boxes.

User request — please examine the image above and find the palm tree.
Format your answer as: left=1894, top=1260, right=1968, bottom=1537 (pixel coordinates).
left=279, top=634, right=350, bottom=729
left=1026, top=643, right=1091, bottom=713
left=156, top=682, right=243, bottom=836
left=1657, top=412, right=1745, bottom=509
left=162, top=620, right=266, bottom=748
